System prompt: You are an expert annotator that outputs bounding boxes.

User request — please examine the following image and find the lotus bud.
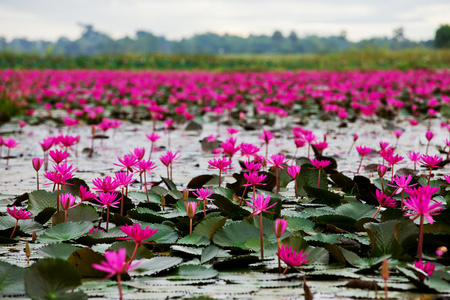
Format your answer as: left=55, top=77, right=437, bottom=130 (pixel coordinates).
left=25, top=242, right=30, bottom=265
left=377, top=165, right=387, bottom=178
left=32, top=158, right=44, bottom=172
left=274, top=218, right=288, bottom=238
left=186, top=201, right=197, bottom=219
left=436, top=246, right=448, bottom=257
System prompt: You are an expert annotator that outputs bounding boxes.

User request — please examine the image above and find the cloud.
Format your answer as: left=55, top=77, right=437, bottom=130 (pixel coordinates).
left=0, top=0, right=446, bottom=42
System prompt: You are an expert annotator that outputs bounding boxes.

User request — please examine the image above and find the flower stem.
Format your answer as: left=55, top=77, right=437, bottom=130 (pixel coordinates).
left=56, top=184, right=60, bottom=211
left=357, top=156, right=364, bottom=174
left=417, top=215, right=424, bottom=260
left=64, top=210, right=68, bottom=223
left=276, top=167, right=280, bottom=193
left=277, top=238, right=281, bottom=274
left=10, top=220, right=18, bottom=238
left=260, top=213, right=264, bottom=260
left=218, top=169, right=222, bottom=187
left=239, top=184, right=248, bottom=206
left=129, top=242, right=139, bottom=265
left=372, top=206, right=381, bottom=219
left=189, top=218, right=193, bottom=235
left=428, top=167, right=432, bottom=185
left=36, top=171, right=39, bottom=190
left=144, top=172, right=150, bottom=202
left=120, top=188, right=124, bottom=216
left=317, top=169, right=321, bottom=189
left=294, top=178, right=298, bottom=199
left=282, top=266, right=289, bottom=275
left=400, top=192, right=404, bottom=210
left=117, top=273, right=123, bottom=300
left=106, top=206, right=110, bottom=232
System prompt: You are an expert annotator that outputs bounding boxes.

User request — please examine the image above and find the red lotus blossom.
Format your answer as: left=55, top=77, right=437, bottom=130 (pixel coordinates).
left=114, top=154, right=138, bottom=173
left=243, top=161, right=262, bottom=172
left=96, top=192, right=120, bottom=208
left=114, top=172, right=134, bottom=189
left=388, top=174, right=417, bottom=195
left=57, top=135, right=79, bottom=149
left=384, top=153, right=404, bottom=181
left=268, top=154, right=288, bottom=169
left=53, top=162, right=77, bottom=176
left=379, top=141, right=389, bottom=151
left=159, top=151, right=181, bottom=180
left=414, top=260, right=436, bottom=281
left=7, top=207, right=33, bottom=220
left=3, top=137, right=19, bottom=149
left=286, top=165, right=301, bottom=179
left=39, top=137, right=54, bottom=151
left=310, top=158, right=332, bottom=170
left=246, top=194, right=276, bottom=217
left=118, top=223, right=159, bottom=248
left=372, top=189, right=396, bottom=218
left=240, top=143, right=260, bottom=159
left=227, top=128, right=239, bottom=135
left=421, top=154, right=443, bottom=184
left=356, top=145, right=373, bottom=173
left=243, top=171, right=267, bottom=187
left=312, top=141, right=328, bottom=156
left=407, top=151, right=421, bottom=171
left=92, top=248, right=140, bottom=299
left=7, top=207, right=33, bottom=238
left=404, top=192, right=444, bottom=260
left=130, top=147, right=146, bottom=160
left=137, top=159, right=157, bottom=175
left=208, top=157, right=232, bottom=171
left=92, top=176, right=119, bottom=193
left=79, top=186, right=97, bottom=202
left=277, top=244, right=309, bottom=274
left=60, top=193, right=77, bottom=211
left=260, top=129, right=274, bottom=156
left=221, top=141, right=240, bottom=158
left=48, top=149, right=70, bottom=164
left=193, top=187, right=214, bottom=216
left=43, top=170, right=74, bottom=185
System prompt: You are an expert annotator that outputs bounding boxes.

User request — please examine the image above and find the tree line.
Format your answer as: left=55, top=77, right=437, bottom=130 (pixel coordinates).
left=0, top=24, right=449, bottom=56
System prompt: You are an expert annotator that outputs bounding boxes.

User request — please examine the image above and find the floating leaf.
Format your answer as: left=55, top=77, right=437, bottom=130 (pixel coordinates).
left=0, top=260, right=26, bottom=296
left=296, top=164, right=328, bottom=196
left=193, top=216, right=227, bottom=240
left=128, top=207, right=166, bottom=223
left=37, top=221, right=94, bottom=243
left=213, top=222, right=260, bottom=249
left=285, top=216, right=315, bottom=233
left=109, top=241, right=155, bottom=260
left=167, top=264, right=218, bottom=280
left=27, top=190, right=57, bottom=215
left=364, top=220, right=403, bottom=258
left=335, top=202, right=377, bottom=220
left=37, top=244, right=79, bottom=259
left=128, top=191, right=160, bottom=204
left=187, top=175, right=218, bottom=189
left=161, top=176, right=178, bottom=191
left=67, top=248, right=105, bottom=278
left=303, top=186, right=342, bottom=207
left=24, top=258, right=85, bottom=300
left=138, top=222, right=179, bottom=243
left=177, top=234, right=210, bottom=246
left=201, top=245, right=220, bottom=263
left=213, top=255, right=260, bottom=270
left=66, top=204, right=99, bottom=222
left=134, top=256, right=183, bottom=276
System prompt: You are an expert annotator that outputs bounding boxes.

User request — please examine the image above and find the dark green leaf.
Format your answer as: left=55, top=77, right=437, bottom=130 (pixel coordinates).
left=167, top=264, right=218, bottom=280
left=0, top=260, right=26, bottom=296
left=134, top=257, right=183, bottom=276
left=364, top=220, right=403, bottom=258
left=37, top=244, right=79, bottom=259
left=213, top=221, right=260, bottom=248
left=109, top=241, right=155, bottom=260
left=201, top=245, right=220, bottom=263
left=24, top=258, right=84, bottom=300
left=27, top=190, right=57, bottom=215
left=335, top=202, right=377, bottom=220
left=37, top=221, right=94, bottom=243
left=67, top=248, right=105, bottom=278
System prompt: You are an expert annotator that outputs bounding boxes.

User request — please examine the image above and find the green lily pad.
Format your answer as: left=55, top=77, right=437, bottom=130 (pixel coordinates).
left=213, top=221, right=260, bottom=249
left=37, top=221, right=94, bottom=243
left=27, top=190, right=57, bottom=215
left=37, top=244, right=79, bottom=259
left=0, top=260, right=26, bottom=296
left=134, top=256, right=183, bottom=276
left=168, top=264, right=218, bottom=280
left=24, top=258, right=86, bottom=300
left=67, top=248, right=105, bottom=278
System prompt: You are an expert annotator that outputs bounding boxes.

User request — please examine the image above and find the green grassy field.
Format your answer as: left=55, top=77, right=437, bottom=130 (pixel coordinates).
left=1, top=48, right=449, bottom=70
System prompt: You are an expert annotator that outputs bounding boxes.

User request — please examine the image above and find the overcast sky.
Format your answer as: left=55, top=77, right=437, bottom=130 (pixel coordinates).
left=0, top=0, right=449, bottom=42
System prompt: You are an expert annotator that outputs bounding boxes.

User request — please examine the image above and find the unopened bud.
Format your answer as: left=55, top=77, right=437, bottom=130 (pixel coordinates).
left=381, top=258, right=389, bottom=281
left=31, top=230, right=37, bottom=243
left=377, top=165, right=388, bottom=178
left=25, top=242, right=30, bottom=265
left=274, top=218, right=288, bottom=238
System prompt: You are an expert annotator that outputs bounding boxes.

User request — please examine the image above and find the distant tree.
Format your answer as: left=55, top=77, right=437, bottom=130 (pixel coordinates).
left=339, top=30, right=347, bottom=41
left=272, top=30, right=284, bottom=42
left=393, top=27, right=404, bottom=41
left=435, top=24, right=450, bottom=48
left=288, top=31, right=298, bottom=43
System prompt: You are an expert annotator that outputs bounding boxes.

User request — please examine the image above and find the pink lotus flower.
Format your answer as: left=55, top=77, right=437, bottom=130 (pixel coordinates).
left=407, top=151, right=421, bottom=171
left=39, top=137, right=55, bottom=151
left=96, top=192, right=120, bottom=231
left=193, top=187, right=214, bottom=202
left=277, top=244, right=309, bottom=274
left=421, top=154, right=443, bottom=184
left=118, top=223, right=159, bottom=248
left=79, top=186, right=97, bottom=202
left=221, top=141, right=240, bottom=158
left=145, top=132, right=161, bottom=142
left=243, top=161, right=262, bottom=172
left=268, top=154, right=289, bottom=193
left=43, top=170, right=74, bottom=186
left=60, top=193, right=77, bottom=211
left=208, top=157, right=232, bottom=187
left=7, top=207, right=33, bottom=238
left=57, top=135, right=79, bottom=149
left=92, top=176, right=119, bottom=193
left=48, top=149, right=70, bottom=164
left=3, top=137, right=19, bottom=148
left=92, top=248, right=140, bottom=299
left=260, top=129, right=274, bottom=156
left=388, top=174, right=417, bottom=195
left=312, top=141, right=328, bottom=156
left=114, top=172, right=134, bottom=190
left=114, top=154, right=137, bottom=173
left=243, top=171, right=267, bottom=187
left=246, top=194, right=276, bottom=217
left=130, top=147, right=146, bottom=160
left=240, top=143, right=260, bottom=159
left=384, top=154, right=404, bottom=181
left=53, top=162, right=77, bottom=176
left=310, top=158, right=331, bottom=188
left=227, top=128, right=239, bottom=135
left=404, top=196, right=444, bottom=225
left=356, top=145, right=373, bottom=173
left=159, top=151, right=181, bottom=180
left=414, top=260, right=435, bottom=281
left=372, top=189, right=396, bottom=218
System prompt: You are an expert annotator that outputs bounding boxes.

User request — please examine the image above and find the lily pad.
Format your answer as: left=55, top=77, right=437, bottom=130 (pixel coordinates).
left=37, top=221, right=94, bottom=243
